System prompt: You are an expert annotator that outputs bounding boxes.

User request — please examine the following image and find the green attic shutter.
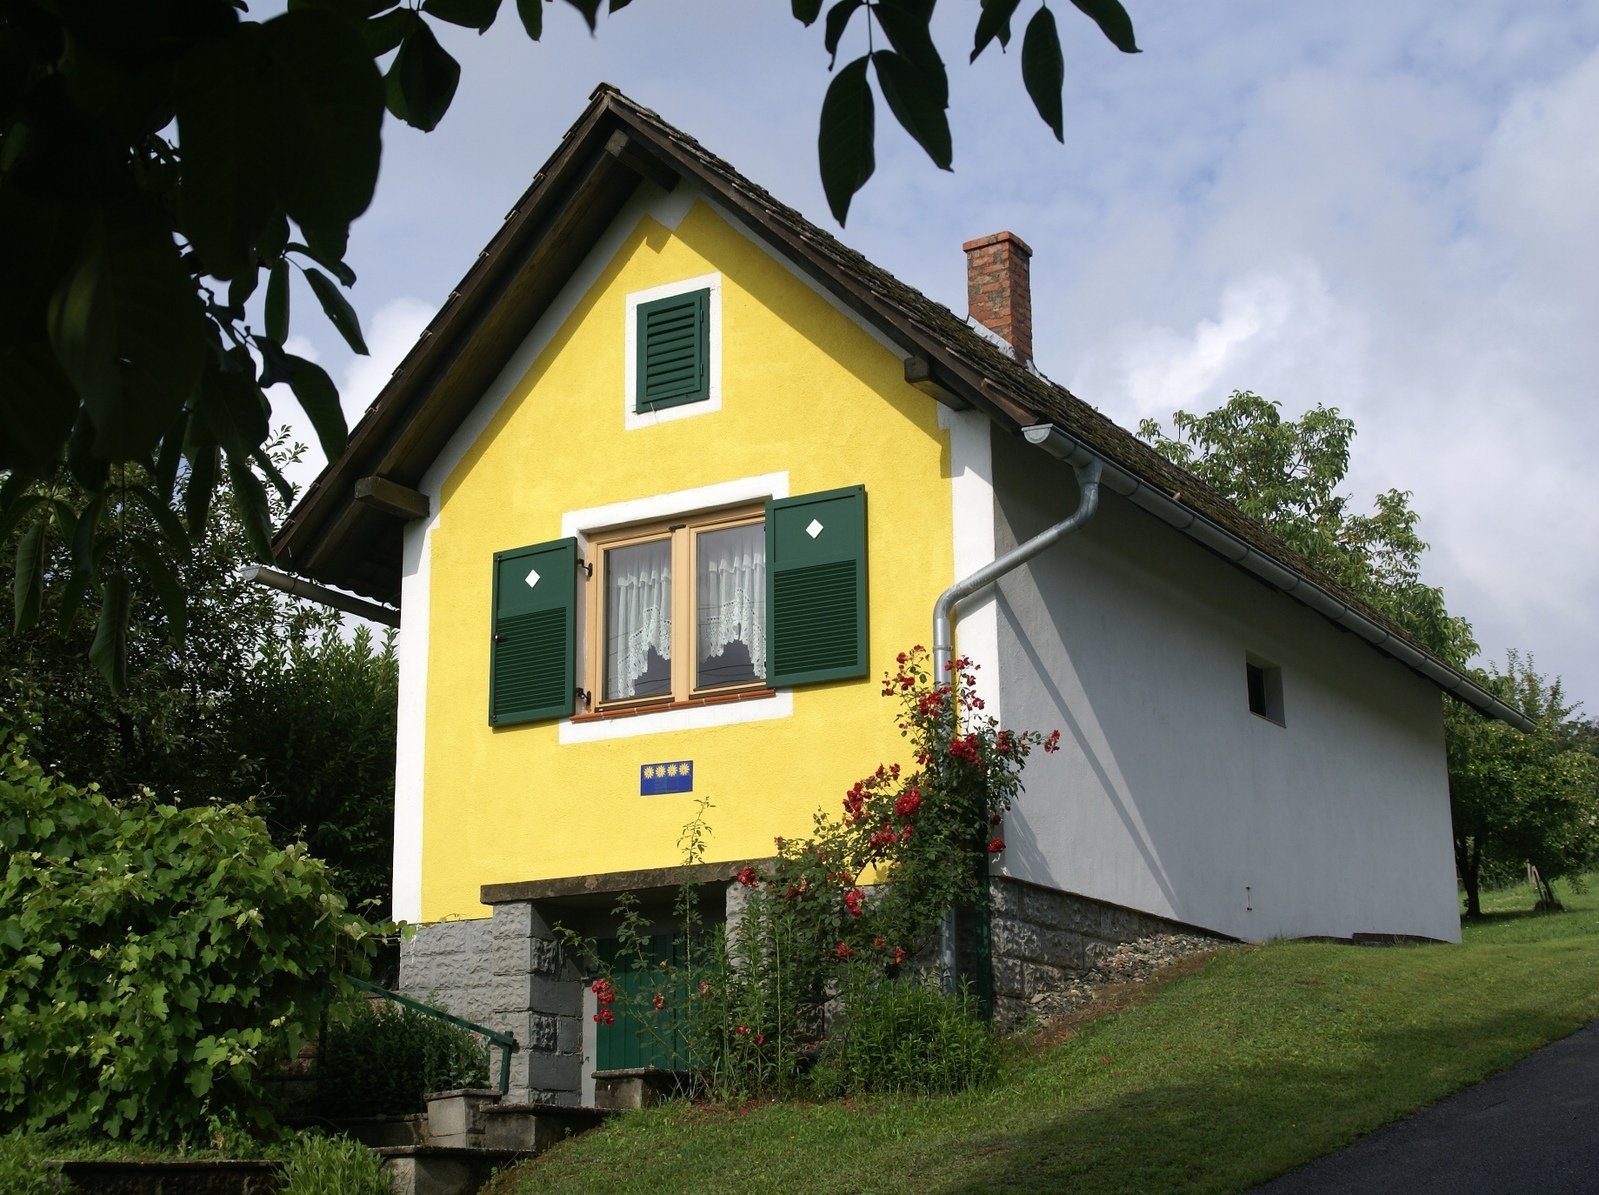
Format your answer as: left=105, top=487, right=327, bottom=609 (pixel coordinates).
left=765, top=486, right=868, bottom=687
left=637, top=289, right=709, bottom=411
left=490, top=538, right=577, bottom=725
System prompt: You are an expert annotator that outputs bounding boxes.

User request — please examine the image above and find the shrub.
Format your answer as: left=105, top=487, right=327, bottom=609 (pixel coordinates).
left=280, top=1132, right=390, bottom=1195
left=0, top=741, right=383, bottom=1144
left=0, top=1134, right=63, bottom=1194
left=315, top=999, right=490, bottom=1118
left=812, top=969, right=997, bottom=1097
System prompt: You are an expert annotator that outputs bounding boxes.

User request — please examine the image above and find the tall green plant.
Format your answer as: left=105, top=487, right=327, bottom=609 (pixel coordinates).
left=0, top=741, right=384, bottom=1143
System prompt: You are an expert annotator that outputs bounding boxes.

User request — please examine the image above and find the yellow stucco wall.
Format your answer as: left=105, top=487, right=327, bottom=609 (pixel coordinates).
left=419, top=199, right=955, bottom=921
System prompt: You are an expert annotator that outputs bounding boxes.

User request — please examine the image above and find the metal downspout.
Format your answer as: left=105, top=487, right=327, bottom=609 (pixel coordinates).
left=933, top=455, right=1103, bottom=998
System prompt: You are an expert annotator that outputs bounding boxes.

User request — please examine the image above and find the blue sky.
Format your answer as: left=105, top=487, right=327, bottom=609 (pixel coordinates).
left=277, top=1, right=1599, bottom=713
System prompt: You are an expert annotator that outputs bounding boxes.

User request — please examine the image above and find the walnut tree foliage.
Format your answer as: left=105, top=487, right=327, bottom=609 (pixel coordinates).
left=1, top=0, right=1138, bottom=692
left=1139, top=390, right=1478, bottom=664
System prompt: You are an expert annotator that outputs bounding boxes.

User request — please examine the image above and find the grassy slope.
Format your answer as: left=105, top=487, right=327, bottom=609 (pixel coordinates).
left=499, top=878, right=1599, bottom=1195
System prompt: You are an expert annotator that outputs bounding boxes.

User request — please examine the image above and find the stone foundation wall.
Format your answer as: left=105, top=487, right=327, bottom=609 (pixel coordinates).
left=988, top=877, right=1201, bottom=1029
left=398, top=906, right=584, bottom=1107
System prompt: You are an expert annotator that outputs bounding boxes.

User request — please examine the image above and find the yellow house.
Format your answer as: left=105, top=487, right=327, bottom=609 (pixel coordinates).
left=274, top=86, right=1527, bottom=1105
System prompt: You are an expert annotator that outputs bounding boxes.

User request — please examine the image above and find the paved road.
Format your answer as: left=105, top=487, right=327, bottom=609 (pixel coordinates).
left=1255, top=1019, right=1599, bottom=1194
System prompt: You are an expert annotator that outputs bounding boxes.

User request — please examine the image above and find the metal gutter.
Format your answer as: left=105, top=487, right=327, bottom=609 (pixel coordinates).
left=1021, top=424, right=1533, bottom=732
left=932, top=456, right=1104, bottom=998
left=242, top=566, right=401, bottom=628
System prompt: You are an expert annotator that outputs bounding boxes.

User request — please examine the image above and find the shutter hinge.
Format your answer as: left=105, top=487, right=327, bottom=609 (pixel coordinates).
left=577, top=557, right=592, bottom=579
left=575, top=688, right=592, bottom=710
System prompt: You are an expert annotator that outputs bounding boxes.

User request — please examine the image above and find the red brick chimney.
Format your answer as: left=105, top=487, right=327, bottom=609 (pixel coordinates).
left=963, top=231, right=1034, bottom=365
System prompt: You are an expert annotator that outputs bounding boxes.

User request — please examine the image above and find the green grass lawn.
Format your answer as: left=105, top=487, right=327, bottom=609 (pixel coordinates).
left=493, top=875, right=1599, bottom=1195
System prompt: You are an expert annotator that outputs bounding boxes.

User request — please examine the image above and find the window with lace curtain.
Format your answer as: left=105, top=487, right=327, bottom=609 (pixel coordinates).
left=587, top=504, right=768, bottom=708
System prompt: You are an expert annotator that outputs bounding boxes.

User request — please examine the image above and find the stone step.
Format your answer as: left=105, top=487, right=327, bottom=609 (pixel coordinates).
left=375, top=1146, right=530, bottom=1195
left=480, top=1103, right=610, bottom=1152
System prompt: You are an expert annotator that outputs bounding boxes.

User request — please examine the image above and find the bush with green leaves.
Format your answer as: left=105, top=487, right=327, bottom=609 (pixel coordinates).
left=0, top=1134, right=63, bottom=1194
left=811, top=968, right=997, bottom=1097
left=280, top=1131, right=390, bottom=1195
left=315, top=998, right=489, bottom=1118
left=0, top=741, right=382, bottom=1143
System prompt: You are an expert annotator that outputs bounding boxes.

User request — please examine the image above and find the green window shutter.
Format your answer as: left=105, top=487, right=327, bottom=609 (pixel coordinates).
left=765, top=485, right=868, bottom=687
left=490, top=538, right=577, bottom=726
left=636, top=288, right=709, bottom=411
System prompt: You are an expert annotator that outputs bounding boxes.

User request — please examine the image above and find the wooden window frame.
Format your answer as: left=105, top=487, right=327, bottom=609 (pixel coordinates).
left=585, top=502, right=769, bottom=714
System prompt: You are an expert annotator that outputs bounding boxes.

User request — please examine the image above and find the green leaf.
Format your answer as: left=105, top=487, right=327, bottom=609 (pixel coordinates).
left=364, top=7, right=417, bottom=55
left=71, top=492, right=105, bottom=578
left=227, top=452, right=276, bottom=562
left=55, top=565, right=89, bottom=634
left=873, top=0, right=944, bottom=87
left=305, top=267, right=369, bottom=355
left=13, top=522, right=45, bottom=634
left=387, top=20, right=461, bottom=132
left=818, top=56, right=875, bottom=225
left=46, top=220, right=118, bottom=427
left=89, top=571, right=130, bottom=694
left=792, top=0, right=824, bottom=25
left=198, top=359, right=271, bottom=457
left=0, top=345, right=78, bottom=472
left=48, top=498, right=79, bottom=545
left=127, top=485, right=193, bottom=554
left=284, top=354, right=349, bottom=461
left=824, top=0, right=864, bottom=68
left=265, top=260, right=290, bottom=344
left=564, top=0, right=603, bottom=30
left=515, top=0, right=543, bottom=38
left=970, top=0, right=1022, bottom=61
left=1021, top=5, right=1064, bottom=142
left=257, top=10, right=385, bottom=252
left=285, top=239, right=357, bottom=287
left=873, top=50, right=952, bottom=170
left=422, top=0, right=502, bottom=32
left=609, top=0, right=632, bottom=11
left=1068, top=0, right=1139, bottom=53
left=66, top=411, right=109, bottom=492
left=0, top=490, right=44, bottom=548
left=184, top=435, right=221, bottom=538
left=252, top=445, right=297, bottom=507
left=127, top=537, right=188, bottom=646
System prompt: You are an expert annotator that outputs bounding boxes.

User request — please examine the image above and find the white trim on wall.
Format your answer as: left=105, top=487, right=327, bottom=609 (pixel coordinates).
left=940, top=406, right=1001, bottom=724
left=392, top=519, right=434, bottom=924
left=623, top=272, right=723, bottom=431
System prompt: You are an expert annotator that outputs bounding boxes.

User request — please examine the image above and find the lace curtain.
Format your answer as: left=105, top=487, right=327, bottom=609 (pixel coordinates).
left=605, top=538, right=672, bottom=699
left=697, top=523, right=766, bottom=680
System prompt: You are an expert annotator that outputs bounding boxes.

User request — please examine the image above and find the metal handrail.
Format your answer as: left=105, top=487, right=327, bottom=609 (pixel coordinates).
left=348, top=976, right=520, bottom=1095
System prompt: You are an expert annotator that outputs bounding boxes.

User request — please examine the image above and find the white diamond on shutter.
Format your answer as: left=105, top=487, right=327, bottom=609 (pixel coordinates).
left=806, top=519, right=824, bottom=539
left=525, top=568, right=541, bottom=588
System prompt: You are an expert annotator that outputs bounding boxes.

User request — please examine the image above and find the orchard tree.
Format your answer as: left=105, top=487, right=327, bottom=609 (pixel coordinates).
left=1448, top=653, right=1599, bottom=917
left=1, top=0, right=1139, bottom=691
left=1139, top=390, right=1477, bottom=663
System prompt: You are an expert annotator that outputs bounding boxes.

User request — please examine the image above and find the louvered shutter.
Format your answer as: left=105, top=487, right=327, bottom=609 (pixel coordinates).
left=636, top=289, right=709, bottom=411
left=490, top=538, right=577, bottom=725
left=765, top=486, right=867, bottom=687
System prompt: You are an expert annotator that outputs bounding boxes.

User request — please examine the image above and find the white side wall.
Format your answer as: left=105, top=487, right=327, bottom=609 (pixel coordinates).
left=989, top=433, right=1461, bottom=943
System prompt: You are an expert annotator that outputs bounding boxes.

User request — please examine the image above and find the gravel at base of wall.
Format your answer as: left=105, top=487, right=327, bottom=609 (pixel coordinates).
left=1008, top=932, right=1234, bottom=1027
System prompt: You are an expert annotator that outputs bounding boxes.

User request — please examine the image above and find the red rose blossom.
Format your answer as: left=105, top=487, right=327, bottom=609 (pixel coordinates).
left=987, top=837, right=1006, bottom=854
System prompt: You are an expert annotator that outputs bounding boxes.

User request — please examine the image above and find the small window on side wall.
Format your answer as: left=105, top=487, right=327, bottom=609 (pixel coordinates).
left=1246, top=655, right=1285, bottom=725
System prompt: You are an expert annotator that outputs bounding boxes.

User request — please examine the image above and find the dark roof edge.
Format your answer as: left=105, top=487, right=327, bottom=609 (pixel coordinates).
left=1024, top=424, right=1533, bottom=731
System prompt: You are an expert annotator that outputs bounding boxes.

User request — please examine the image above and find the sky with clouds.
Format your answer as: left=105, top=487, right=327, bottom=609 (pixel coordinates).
left=276, top=0, right=1599, bottom=713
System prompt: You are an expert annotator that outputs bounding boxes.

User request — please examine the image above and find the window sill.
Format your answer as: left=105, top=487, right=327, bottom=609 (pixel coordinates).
left=572, top=687, right=778, bottom=723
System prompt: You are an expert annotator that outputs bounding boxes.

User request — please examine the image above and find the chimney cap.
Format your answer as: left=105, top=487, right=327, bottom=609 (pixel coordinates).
left=962, top=230, right=1033, bottom=257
